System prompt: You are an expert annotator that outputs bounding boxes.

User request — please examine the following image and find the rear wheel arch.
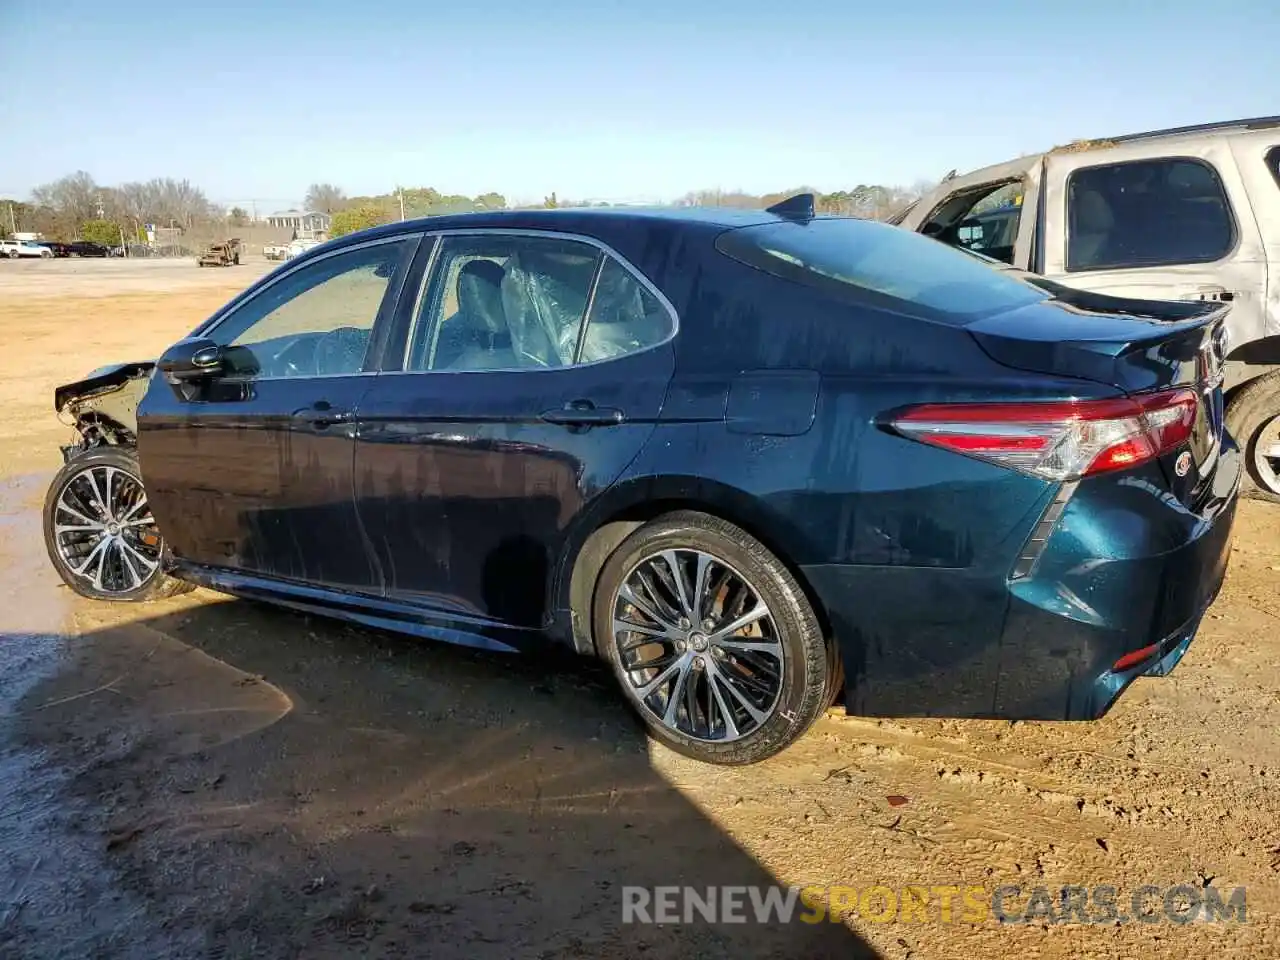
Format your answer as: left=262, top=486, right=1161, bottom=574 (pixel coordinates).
left=555, top=481, right=835, bottom=661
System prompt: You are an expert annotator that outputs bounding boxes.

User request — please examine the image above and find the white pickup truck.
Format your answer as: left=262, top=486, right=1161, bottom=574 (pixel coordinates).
left=897, top=116, right=1280, bottom=501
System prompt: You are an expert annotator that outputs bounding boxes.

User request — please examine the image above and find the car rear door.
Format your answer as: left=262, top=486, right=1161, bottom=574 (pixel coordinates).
left=1039, top=143, right=1268, bottom=346
left=137, top=235, right=419, bottom=593
left=353, top=230, right=676, bottom=634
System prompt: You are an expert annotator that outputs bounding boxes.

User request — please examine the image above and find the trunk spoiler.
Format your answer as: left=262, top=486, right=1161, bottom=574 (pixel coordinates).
left=967, top=295, right=1229, bottom=394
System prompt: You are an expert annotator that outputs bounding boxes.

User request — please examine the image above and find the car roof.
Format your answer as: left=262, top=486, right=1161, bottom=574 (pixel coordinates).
left=325, top=204, right=786, bottom=252
left=947, top=116, right=1280, bottom=187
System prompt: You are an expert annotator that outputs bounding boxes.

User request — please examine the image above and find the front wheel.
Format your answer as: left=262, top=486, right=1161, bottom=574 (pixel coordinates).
left=43, top=446, right=194, bottom=601
left=1226, top=370, right=1280, bottom=503
left=593, top=510, right=833, bottom=765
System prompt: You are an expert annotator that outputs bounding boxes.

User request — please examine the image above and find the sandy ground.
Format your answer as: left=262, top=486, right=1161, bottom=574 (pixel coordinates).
left=0, top=259, right=1278, bottom=959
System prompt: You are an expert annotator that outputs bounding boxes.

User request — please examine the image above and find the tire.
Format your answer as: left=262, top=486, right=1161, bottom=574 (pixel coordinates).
left=593, top=510, right=832, bottom=765
left=1225, top=370, right=1280, bottom=504
left=43, top=446, right=194, bottom=602
left=6, top=250, right=17, bottom=259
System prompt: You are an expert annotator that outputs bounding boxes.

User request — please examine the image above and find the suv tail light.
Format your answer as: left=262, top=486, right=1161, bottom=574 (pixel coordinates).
left=891, top=388, right=1199, bottom=482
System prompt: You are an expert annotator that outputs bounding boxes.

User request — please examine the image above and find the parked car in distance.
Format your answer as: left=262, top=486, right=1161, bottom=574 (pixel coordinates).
left=897, top=115, right=1280, bottom=501
left=263, top=242, right=289, bottom=261
left=37, top=241, right=72, bottom=257
left=42, top=198, right=1239, bottom=764
left=286, top=238, right=321, bottom=259
left=1, top=239, right=54, bottom=258
left=67, top=240, right=112, bottom=257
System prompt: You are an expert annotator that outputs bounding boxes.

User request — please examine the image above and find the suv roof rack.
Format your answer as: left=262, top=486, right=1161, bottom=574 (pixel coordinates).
left=1106, top=115, right=1280, bottom=144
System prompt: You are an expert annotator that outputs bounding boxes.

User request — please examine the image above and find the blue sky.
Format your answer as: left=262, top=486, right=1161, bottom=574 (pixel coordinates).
left=1, top=0, right=1277, bottom=207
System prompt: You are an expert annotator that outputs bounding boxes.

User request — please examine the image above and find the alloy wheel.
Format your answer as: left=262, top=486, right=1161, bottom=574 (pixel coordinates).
left=611, top=548, right=784, bottom=743
left=52, top=463, right=162, bottom=594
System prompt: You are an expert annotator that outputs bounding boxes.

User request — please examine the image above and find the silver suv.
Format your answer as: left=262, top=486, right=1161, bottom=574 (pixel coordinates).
left=898, top=116, right=1280, bottom=500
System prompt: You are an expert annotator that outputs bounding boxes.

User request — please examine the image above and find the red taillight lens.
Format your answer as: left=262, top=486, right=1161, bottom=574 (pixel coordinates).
left=892, top=388, right=1199, bottom=481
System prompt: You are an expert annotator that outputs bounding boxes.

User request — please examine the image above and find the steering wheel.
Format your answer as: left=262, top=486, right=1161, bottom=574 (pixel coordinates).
left=313, top=326, right=370, bottom=376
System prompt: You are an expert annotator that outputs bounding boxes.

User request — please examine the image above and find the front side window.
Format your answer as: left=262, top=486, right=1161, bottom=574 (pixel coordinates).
left=210, top=239, right=410, bottom=379
left=717, top=217, right=1048, bottom=325
left=920, top=180, right=1024, bottom=265
left=1066, top=157, right=1236, bottom=272
left=407, top=234, right=673, bottom=371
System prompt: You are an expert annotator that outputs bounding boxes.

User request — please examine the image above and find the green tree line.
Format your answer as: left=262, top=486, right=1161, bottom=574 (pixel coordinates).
left=2, top=173, right=934, bottom=243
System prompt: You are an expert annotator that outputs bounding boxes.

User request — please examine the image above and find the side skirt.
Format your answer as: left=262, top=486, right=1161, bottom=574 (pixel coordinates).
left=171, top=562, right=547, bottom=655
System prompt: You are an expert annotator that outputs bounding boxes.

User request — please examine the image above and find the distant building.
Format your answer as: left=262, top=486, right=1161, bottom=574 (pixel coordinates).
left=265, top=209, right=331, bottom=233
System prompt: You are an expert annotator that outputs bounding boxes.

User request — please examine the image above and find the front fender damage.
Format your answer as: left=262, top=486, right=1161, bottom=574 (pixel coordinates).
left=55, top=360, right=155, bottom=461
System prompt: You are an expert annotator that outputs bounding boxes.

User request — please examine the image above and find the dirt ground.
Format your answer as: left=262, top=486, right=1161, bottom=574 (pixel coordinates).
left=0, top=258, right=1277, bottom=959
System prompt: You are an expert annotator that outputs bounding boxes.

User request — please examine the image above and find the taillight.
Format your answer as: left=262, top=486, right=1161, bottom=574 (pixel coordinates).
left=891, top=388, right=1198, bottom=481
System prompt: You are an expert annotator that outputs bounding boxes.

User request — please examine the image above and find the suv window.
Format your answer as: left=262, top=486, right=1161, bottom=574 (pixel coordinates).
left=1268, top=146, right=1280, bottom=189
left=716, top=217, right=1048, bottom=326
left=1066, top=157, right=1235, bottom=272
left=407, top=234, right=672, bottom=371
left=209, top=239, right=410, bottom=379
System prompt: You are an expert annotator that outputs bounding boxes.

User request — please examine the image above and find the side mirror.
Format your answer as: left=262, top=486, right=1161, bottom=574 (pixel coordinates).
left=158, top=337, right=224, bottom=382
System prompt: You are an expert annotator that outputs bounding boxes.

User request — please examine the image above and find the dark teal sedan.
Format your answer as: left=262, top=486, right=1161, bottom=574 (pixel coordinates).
left=42, top=195, right=1239, bottom=764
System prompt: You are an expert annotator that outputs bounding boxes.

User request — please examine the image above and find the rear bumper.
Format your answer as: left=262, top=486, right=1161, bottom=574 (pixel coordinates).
left=803, top=441, right=1241, bottom=721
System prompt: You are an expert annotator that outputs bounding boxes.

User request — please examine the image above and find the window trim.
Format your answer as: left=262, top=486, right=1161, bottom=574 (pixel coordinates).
left=192, top=233, right=421, bottom=381
left=386, top=228, right=679, bottom=376
left=1064, top=155, right=1239, bottom=274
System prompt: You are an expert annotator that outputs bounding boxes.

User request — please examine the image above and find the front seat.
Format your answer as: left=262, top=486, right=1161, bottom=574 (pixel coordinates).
left=1068, top=188, right=1114, bottom=270
left=437, top=258, right=512, bottom=369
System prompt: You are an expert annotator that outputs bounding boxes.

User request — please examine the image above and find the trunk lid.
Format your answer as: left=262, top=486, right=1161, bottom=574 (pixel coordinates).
left=967, top=287, right=1230, bottom=505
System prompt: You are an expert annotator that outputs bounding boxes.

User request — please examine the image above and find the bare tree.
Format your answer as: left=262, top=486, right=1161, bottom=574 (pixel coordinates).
left=305, top=183, right=347, bottom=215
left=30, top=171, right=101, bottom=225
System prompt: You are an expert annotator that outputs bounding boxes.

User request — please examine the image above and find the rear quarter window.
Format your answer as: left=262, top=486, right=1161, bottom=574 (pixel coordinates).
left=715, top=217, right=1048, bottom=326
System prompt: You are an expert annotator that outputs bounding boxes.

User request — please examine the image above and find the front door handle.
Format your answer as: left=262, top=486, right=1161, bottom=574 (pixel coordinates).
left=292, top=401, right=354, bottom=428
left=540, top=400, right=625, bottom=427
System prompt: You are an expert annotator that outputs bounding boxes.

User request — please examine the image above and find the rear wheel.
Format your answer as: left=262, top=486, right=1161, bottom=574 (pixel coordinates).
left=1226, top=371, right=1280, bottom=504
left=43, top=446, right=194, bottom=602
left=594, top=511, right=832, bottom=765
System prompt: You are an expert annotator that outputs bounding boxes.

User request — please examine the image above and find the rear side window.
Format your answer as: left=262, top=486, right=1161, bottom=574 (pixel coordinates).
left=716, top=217, right=1048, bottom=326
left=1268, top=146, right=1280, bottom=189
left=1066, top=157, right=1236, bottom=272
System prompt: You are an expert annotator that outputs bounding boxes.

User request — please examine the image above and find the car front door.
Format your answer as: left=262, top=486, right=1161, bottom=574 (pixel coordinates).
left=898, top=155, right=1044, bottom=268
left=353, top=231, right=677, bottom=638
left=137, top=235, right=419, bottom=592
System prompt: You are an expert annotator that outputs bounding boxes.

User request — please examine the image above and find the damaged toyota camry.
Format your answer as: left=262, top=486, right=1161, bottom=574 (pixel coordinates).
left=43, top=197, right=1240, bottom=765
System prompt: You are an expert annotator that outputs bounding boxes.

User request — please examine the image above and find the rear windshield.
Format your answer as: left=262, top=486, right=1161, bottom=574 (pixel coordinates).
left=715, top=217, right=1049, bottom=325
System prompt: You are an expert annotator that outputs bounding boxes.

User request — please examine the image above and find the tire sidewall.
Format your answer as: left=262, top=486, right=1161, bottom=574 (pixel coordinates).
left=1226, top=371, right=1280, bottom=504
left=593, top=512, right=828, bottom=765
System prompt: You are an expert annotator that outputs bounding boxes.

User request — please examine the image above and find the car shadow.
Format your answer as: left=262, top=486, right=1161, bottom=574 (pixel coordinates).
left=10, top=596, right=881, bottom=959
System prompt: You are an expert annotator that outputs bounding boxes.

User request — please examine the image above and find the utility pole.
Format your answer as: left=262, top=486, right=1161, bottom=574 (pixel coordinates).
left=398, top=187, right=405, bottom=222
left=7, top=202, right=15, bottom=236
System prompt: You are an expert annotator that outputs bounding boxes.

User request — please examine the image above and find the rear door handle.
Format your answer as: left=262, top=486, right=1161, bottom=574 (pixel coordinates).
left=540, top=400, right=625, bottom=427
left=292, top=401, right=354, bottom=428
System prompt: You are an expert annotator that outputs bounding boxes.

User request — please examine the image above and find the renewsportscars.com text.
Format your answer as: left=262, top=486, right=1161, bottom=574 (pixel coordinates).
left=621, top=884, right=1247, bottom=925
